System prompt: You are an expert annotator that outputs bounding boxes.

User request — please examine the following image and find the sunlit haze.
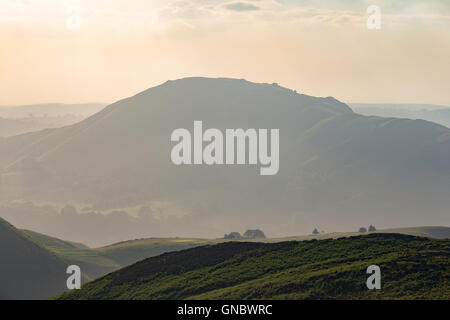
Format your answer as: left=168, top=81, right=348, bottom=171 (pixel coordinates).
left=1, top=0, right=449, bottom=106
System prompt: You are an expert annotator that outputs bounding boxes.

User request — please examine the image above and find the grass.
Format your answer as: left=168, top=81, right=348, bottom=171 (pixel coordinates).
left=22, top=229, right=88, bottom=249
left=25, top=226, right=449, bottom=282
left=57, top=233, right=450, bottom=300
left=24, top=231, right=216, bottom=280
left=94, top=238, right=219, bottom=266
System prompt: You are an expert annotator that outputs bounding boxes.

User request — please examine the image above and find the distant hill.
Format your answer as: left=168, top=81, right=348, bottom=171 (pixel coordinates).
left=0, top=116, right=86, bottom=138
left=21, top=229, right=120, bottom=281
left=23, top=229, right=88, bottom=249
left=0, top=217, right=68, bottom=299
left=350, top=103, right=450, bottom=128
left=0, top=103, right=106, bottom=118
left=57, top=233, right=450, bottom=300
left=22, top=230, right=217, bottom=281
left=1, top=78, right=450, bottom=240
left=0, top=103, right=106, bottom=137
left=96, top=238, right=221, bottom=267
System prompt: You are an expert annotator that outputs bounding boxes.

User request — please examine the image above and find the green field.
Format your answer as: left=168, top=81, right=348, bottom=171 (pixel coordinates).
left=57, top=233, right=450, bottom=300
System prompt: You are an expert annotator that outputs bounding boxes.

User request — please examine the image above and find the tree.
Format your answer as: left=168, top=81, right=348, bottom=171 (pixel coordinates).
left=312, top=228, right=319, bottom=235
left=224, top=232, right=242, bottom=240
left=368, top=225, right=376, bottom=232
left=359, top=227, right=367, bottom=233
left=243, top=229, right=266, bottom=239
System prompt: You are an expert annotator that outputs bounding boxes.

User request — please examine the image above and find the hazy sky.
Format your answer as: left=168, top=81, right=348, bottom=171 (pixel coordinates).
left=1, top=0, right=449, bottom=106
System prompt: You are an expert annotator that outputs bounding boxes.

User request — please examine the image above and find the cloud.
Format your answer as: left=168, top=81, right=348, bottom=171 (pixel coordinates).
left=1, top=0, right=449, bottom=34
left=224, top=2, right=260, bottom=12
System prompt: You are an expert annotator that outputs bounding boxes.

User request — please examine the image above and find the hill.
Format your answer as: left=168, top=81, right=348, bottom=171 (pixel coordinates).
left=1, top=224, right=446, bottom=297
left=265, top=226, right=450, bottom=242
left=21, top=229, right=119, bottom=281
left=95, top=238, right=220, bottom=266
left=0, top=217, right=68, bottom=299
left=21, top=226, right=448, bottom=283
left=57, top=233, right=450, bottom=300
left=0, top=103, right=106, bottom=137
left=376, top=226, right=450, bottom=239
left=21, top=230, right=216, bottom=280
left=350, top=103, right=450, bottom=128
left=1, top=78, right=450, bottom=241
left=24, top=226, right=448, bottom=283
left=0, top=103, right=106, bottom=118
left=22, top=229, right=88, bottom=249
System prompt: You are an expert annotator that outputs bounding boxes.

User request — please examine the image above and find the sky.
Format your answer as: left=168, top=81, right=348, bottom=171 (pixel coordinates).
left=0, top=0, right=449, bottom=106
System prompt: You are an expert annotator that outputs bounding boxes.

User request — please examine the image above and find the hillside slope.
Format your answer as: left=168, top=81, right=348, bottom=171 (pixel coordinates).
left=21, top=229, right=119, bottom=281
left=0, top=218, right=68, bottom=299
left=21, top=226, right=448, bottom=284
left=1, top=78, right=450, bottom=238
left=57, top=233, right=449, bottom=300
left=350, top=103, right=450, bottom=128
left=22, top=229, right=88, bottom=249
left=21, top=231, right=216, bottom=280
left=95, top=238, right=220, bottom=266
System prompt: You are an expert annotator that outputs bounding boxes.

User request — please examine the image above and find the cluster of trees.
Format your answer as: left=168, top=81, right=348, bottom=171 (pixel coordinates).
left=359, top=225, right=377, bottom=233
left=224, top=229, right=266, bottom=240
left=311, top=225, right=377, bottom=235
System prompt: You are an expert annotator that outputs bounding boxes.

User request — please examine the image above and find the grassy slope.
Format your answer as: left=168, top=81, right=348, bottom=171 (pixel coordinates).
left=21, top=229, right=119, bottom=281
left=0, top=218, right=68, bottom=299
left=22, top=229, right=88, bottom=249
left=57, top=233, right=449, bottom=300
left=24, top=226, right=448, bottom=282
left=22, top=231, right=216, bottom=280
left=95, top=238, right=220, bottom=266
left=46, top=237, right=215, bottom=281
